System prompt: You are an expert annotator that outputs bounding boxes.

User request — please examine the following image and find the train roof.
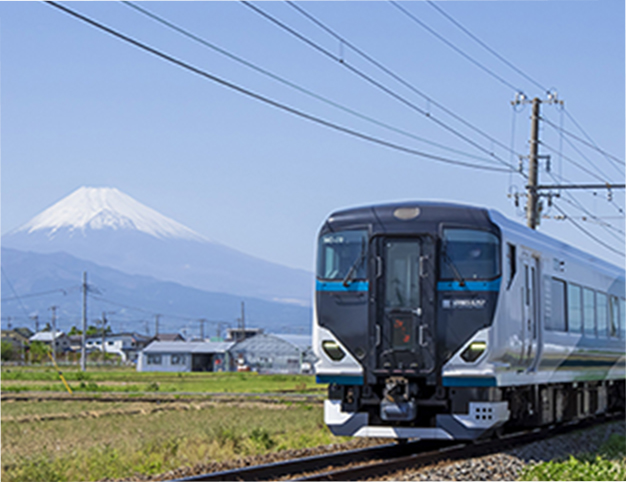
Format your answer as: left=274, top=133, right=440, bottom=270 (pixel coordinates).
left=323, top=201, right=494, bottom=234
left=321, top=200, right=624, bottom=279
left=488, top=209, right=625, bottom=279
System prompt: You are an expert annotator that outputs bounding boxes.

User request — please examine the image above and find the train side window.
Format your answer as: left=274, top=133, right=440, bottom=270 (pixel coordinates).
left=618, top=298, right=626, bottom=340
left=567, top=284, right=582, bottom=334
left=506, top=243, right=516, bottom=289
left=583, top=288, right=596, bottom=337
left=596, top=293, right=608, bottom=337
left=609, top=296, right=619, bottom=338
left=547, top=278, right=567, bottom=331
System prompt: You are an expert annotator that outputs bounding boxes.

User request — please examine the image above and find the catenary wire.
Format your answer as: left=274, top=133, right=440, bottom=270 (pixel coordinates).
left=389, top=1, right=522, bottom=93
left=285, top=1, right=524, bottom=167
left=425, top=0, right=548, bottom=94
left=563, top=107, right=625, bottom=175
left=121, top=1, right=498, bottom=166
left=551, top=203, right=625, bottom=258
left=1, top=287, right=74, bottom=302
left=541, top=123, right=620, bottom=184
left=539, top=141, right=616, bottom=185
left=398, top=0, right=623, bottom=195
left=243, top=1, right=521, bottom=174
left=1, top=267, right=32, bottom=319
left=46, top=1, right=511, bottom=174
left=545, top=171, right=625, bottom=242
left=541, top=115, right=624, bottom=174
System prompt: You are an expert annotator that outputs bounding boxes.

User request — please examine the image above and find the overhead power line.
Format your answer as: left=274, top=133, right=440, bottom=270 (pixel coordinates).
left=244, top=1, right=520, bottom=174
left=122, top=1, right=497, bottom=166
left=403, top=0, right=622, bottom=190
left=552, top=203, right=625, bottom=258
left=1, top=267, right=31, bottom=319
left=285, top=1, right=523, bottom=170
left=540, top=115, right=625, bottom=174
left=390, top=1, right=521, bottom=93
left=47, top=1, right=511, bottom=174
left=425, top=0, right=549, bottom=94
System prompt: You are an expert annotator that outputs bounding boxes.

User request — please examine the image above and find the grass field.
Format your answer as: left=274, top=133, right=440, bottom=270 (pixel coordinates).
left=1, top=366, right=336, bottom=482
left=1, top=365, right=324, bottom=394
left=520, top=434, right=626, bottom=481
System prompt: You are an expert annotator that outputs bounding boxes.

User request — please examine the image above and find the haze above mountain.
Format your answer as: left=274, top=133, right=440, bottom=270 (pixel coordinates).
left=2, top=187, right=313, bottom=307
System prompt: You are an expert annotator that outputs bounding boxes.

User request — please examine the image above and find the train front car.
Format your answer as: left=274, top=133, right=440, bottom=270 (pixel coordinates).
left=313, top=202, right=507, bottom=440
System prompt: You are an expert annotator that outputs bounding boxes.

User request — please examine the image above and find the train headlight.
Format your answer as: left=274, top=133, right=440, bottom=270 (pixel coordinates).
left=461, top=341, right=487, bottom=363
left=322, top=340, right=346, bottom=361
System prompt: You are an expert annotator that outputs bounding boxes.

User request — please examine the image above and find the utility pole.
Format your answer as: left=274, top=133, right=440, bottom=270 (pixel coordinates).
left=81, top=271, right=88, bottom=372
left=526, top=97, right=541, bottom=229
left=49, top=306, right=58, bottom=364
left=31, top=314, right=39, bottom=333
left=512, top=92, right=564, bottom=229
left=101, top=312, right=108, bottom=363
left=154, top=314, right=160, bottom=338
left=199, top=319, right=206, bottom=340
left=238, top=302, right=246, bottom=341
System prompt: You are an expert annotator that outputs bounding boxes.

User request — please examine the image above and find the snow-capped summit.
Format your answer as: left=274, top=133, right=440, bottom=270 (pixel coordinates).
left=13, top=187, right=208, bottom=242
left=2, top=186, right=313, bottom=307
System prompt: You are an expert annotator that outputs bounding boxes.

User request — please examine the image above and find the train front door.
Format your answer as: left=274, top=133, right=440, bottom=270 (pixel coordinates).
left=376, top=237, right=435, bottom=374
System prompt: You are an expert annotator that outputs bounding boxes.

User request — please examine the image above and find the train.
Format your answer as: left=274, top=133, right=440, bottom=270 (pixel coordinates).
left=313, top=201, right=625, bottom=440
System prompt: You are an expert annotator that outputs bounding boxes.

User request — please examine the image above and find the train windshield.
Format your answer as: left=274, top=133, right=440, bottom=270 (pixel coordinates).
left=317, top=230, right=368, bottom=281
left=440, top=229, right=500, bottom=281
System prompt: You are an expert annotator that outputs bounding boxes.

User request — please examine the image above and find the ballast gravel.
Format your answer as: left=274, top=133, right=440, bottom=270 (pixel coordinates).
left=382, top=420, right=625, bottom=481
left=117, top=420, right=624, bottom=481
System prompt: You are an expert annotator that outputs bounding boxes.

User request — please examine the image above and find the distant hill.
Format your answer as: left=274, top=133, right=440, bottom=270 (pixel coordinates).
left=2, top=187, right=313, bottom=307
left=1, top=247, right=312, bottom=336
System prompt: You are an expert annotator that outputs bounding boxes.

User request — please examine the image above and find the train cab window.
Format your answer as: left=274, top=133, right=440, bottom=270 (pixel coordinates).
left=547, top=278, right=567, bottom=331
left=583, top=288, right=596, bottom=337
left=609, top=296, right=619, bottom=338
left=440, top=229, right=500, bottom=281
left=596, top=293, right=608, bottom=337
left=317, top=230, right=368, bottom=281
left=567, top=284, right=582, bottom=334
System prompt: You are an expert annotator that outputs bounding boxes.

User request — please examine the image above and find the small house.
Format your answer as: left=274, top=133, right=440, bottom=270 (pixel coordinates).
left=137, top=341, right=235, bottom=372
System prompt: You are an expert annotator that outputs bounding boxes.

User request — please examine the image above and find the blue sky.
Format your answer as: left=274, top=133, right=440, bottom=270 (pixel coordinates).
left=2, top=1, right=624, bottom=271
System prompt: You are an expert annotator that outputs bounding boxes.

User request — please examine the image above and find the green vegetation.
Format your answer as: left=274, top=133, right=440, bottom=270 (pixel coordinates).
left=1, top=366, right=330, bottom=481
left=1, top=366, right=322, bottom=394
left=1, top=401, right=342, bottom=482
left=520, top=434, right=626, bottom=481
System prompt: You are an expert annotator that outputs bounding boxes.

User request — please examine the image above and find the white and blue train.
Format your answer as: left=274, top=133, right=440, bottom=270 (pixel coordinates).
left=313, top=202, right=625, bottom=440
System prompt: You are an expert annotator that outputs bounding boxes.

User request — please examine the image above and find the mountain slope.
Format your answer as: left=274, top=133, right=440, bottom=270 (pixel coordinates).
left=1, top=247, right=311, bottom=335
left=2, top=187, right=313, bottom=306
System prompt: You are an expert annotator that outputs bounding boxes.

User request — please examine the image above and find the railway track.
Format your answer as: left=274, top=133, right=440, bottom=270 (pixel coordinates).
left=169, top=412, right=624, bottom=481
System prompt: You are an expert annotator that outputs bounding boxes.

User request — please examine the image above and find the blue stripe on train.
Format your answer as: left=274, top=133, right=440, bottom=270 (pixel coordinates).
left=442, top=376, right=498, bottom=387
left=316, top=375, right=364, bottom=385
left=316, top=280, right=369, bottom=292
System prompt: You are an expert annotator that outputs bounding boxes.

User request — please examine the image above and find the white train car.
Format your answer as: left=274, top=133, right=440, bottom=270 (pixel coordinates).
left=314, top=202, right=625, bottom=440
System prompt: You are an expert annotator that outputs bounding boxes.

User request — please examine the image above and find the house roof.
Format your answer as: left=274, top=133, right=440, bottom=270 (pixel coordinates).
left=143, top=341, right=235, bottom=354
left=30, top=331, right=67, bottom=342
left=154, top=333, right=184, bottom=342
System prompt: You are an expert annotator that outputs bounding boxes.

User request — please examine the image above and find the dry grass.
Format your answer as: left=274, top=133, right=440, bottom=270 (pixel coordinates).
left=1, top=400, right=342, bottom=482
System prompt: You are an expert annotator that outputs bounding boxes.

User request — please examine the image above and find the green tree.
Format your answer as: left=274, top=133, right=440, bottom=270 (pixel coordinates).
left=1, top=340, right=15, bottom=362
left=28, top=340, right=49, bottom=364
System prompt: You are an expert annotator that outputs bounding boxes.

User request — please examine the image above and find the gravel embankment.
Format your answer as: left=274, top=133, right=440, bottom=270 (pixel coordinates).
left=383, top=420, right=625, bottom=481
left=123, top=420, right=624, bottom=481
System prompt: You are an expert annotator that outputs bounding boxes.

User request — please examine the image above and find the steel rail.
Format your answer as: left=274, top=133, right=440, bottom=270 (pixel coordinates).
left=170, top=440, right=451, bottom=481
left=168, top=411, right=623, bottom=482
left=295, top=412, right=625, bottom=481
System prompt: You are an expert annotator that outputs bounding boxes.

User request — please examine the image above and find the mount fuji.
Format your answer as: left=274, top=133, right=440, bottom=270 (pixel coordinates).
left=2, top=187, right=313, bottom=307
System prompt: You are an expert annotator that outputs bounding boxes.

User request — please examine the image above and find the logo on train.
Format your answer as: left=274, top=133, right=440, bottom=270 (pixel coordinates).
left=442, top=298, right=487, bottom=309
